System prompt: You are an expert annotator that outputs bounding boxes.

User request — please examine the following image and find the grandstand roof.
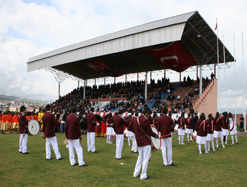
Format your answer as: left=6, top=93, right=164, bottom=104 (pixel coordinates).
left=27, top=11, right=234, bottom=80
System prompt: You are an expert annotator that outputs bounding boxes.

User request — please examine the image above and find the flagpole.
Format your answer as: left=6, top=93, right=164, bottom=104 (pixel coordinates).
left=223, top=35, right=227, bottom=112
left=233, top=33, right=236, bottom=120
left=216, top=18, right=221, bottom=113
left=242, top=31, right=246, bottom=132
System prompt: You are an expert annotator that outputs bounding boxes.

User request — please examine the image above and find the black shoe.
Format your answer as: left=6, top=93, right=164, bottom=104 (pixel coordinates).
left=71, top=163, right=77, bottom=166
left=143, top=176, right=150, bottom=180
left=134, top=175, right=139, bottom=178
left=57, top=157, right=63, bottom=160
left=79, top=164, right=88, bottom=167
left=19, top=151, right=22, bottom=153
left=169, top=162, right=175, bottom=166
left=134, top=152, right=138, bottom=154
left=46, top=158, right=52, bottom=160
left=91, top=151, right=99, bottom=153
left=22, top=152, right=29, bottom=154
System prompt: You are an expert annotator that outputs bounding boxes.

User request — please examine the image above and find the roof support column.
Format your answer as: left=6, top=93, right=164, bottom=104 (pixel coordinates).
left=164, top=69, right=166, bottom=79
left=179, top=72, right=181, bottom=83
left=137, top=73, right=139, bottom=81
left=104, top=77, right=106, bottom=85
left=78, top=81, right=80, bottom=89
left=145, top=72, right=147, bottom=101
left=125, top=74, right=127, bottom=82
left=114, top=77, right=116, bottom=84
left=58, top=83, right=61, bottom=99
left=83, top=80, right=86, bottom=100
left=196, top=66, right=198, bottom=80
left=199, top=65, right=203, bottom=96
left=150, top=71, right=152, bottom=83
left=95, top=79, right=96, bottom=86
left=214, top=64, right=216, bottom=78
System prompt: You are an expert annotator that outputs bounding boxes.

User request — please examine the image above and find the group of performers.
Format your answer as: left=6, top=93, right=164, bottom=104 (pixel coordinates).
left=0, top=110, right=39, bottom=134
left=0, top=104, right=241, bottom=180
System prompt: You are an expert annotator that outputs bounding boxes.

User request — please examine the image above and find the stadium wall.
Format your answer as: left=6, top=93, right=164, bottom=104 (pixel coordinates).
left=196, top=79, right=217, bottom=117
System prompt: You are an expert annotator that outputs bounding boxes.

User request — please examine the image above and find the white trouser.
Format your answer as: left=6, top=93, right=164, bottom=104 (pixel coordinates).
left=19, top=134, right=28, bottom=153
left=231, top=135, right=238, bottom=144
left=198, top=143, right=207, bottom=154
left=68, top=139, right=85, bottom=166
left=46, top=136, right=61, bottom=159
left=87, top=132, right=96, bottom=152
left=133, top=145, right=151, bottom=180
left=161, top=137, right=173, bottom=165
left=131, top=135, right=138, bottom=153
left=116, top=134, right=124, bottom=159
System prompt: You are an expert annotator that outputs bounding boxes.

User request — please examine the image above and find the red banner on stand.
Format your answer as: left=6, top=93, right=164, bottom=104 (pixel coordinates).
left=87, top=60, right=124, bottom=77
left=149, top=42, right=196, bottom=72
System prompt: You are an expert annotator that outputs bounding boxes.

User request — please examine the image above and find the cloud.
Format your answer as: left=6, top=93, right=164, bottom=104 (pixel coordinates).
left=0, top=0, right=246, bottom=113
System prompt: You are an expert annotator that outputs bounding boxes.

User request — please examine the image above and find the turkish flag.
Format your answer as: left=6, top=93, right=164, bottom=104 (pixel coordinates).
left=87, top=60, right=124, bottom=77
left=149, top=42, right=196, bottom=72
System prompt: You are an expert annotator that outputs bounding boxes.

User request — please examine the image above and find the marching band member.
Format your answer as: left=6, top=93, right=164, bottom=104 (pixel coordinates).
left=106, top=113, right=116, bottom=144
left=65, top=107, right=88, bottom=167
left=229, top=113, right=238, bottom=145
left=195, top=113, right=208, bottom=154
left=186, top=113, right=193, bottom=142
left=113, top=109, right=127, bottom=159
left=129, top=112, right=138, bottom=153
left=178, top=112, right=186, bottom=145
left=19, top=106, right=29, bottom=154
left=206, top=114, right=215, bottom=152
left=222, top=112, right=229, bottom=144
left=214, top=112, right=225, bottom=148
left=157, top=107, right=175, bottom=166
left=42, top=104, right=63, bottom=160
left=132, top=108, right=159, bottom=180
left=86, top=107, right=98, bottom=153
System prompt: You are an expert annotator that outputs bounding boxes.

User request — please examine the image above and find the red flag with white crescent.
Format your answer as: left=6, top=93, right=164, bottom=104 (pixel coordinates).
left=149, top=42, right=196, bottom=72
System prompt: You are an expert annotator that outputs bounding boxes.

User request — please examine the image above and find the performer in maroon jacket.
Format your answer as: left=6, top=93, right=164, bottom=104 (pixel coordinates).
left=113, top=109, right=127, bottom=159
left=196, top=113, right=208, bottom=154
left=42, top=104, right=62, bottom=160
left=86, top=107, right=97, bottom=153
left=157, top=107, right=175, bottom=166
left=65, top=107, right=88, bottom=167
left=213, top=112, right=225, bottom=148
left=178, top=112, right=186, bottom=145
left=186, top=113, right=194, bottom=142
left=18, top=105, right=29, bottom=154
left=132, top=108, right=158, bottom=180
left=222, top=112, right=229, bottom=144
left=206, top=114, right=215, bottom=152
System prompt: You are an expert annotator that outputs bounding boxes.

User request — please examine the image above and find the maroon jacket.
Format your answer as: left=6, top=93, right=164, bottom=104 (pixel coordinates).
left=86, top=112, right=96, bottom=132
left=222, top=118, right=229, bottom=130
left=186, top=117, right=193, bottom=129
left=43, top=111, right=58, bottom=137
left=113, top=115, right=127, bottom=134
left=132, top=115, right=158, bottom=147
left=19, top=112, right=28, bottom=134
left=65, top=114, right=81, bottom=140
left=178, top=117, right=186, bottom=129
left=157, top=115, right=173, bottom=138
left=206, top=119, right=214, bottom=134
left=214, top=117, right=223, bottom=131
left=196, top=119, right=207, bottom=136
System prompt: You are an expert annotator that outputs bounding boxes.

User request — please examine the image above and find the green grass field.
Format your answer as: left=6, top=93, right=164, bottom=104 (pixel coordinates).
left=0, top=133, right=247, bottom=187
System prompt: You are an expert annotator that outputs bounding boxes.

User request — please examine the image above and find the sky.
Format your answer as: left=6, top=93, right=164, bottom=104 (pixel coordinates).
left=0, top=0, right=246, bottom=113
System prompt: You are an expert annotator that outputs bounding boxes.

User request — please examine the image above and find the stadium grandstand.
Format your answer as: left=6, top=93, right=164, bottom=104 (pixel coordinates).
left=26, top=11, right=234, bottom=117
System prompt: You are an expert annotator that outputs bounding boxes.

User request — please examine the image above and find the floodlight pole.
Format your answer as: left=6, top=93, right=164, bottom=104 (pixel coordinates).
left=83, top=80, right=86, bottom=100
left=145, top=72, right=147, bottom=101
